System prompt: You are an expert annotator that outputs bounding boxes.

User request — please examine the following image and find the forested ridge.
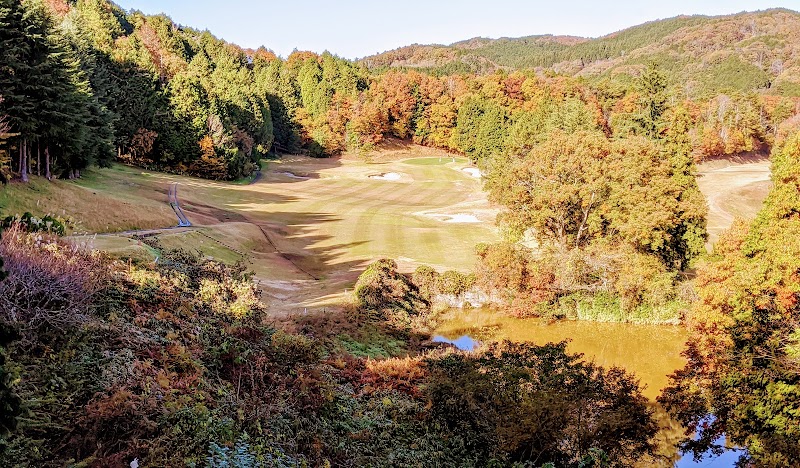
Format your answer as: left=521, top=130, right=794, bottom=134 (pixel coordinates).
left=364, top=9, right=800, bottom=94
left=2, top=2, right=800, bottom=183
left=1, top=1, right=800, bottom=466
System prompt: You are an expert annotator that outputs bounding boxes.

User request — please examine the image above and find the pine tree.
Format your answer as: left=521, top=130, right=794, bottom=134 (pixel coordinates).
left=635, top=62, right=668, bottom=138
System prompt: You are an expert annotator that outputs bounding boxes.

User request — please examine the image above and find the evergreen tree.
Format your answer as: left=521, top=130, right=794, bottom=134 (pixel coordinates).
left=635, top=62, right=668, bottom=138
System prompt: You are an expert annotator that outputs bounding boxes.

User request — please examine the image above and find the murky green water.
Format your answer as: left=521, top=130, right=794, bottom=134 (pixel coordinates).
left=433, top=309, right=743, bottom=466
left=434, top=309, right=688, bottom=399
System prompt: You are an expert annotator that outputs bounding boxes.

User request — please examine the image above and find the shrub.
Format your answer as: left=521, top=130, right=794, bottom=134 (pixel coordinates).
left=411, top=265, right=439, bottom=300
left=476, top=241, right=684, bottom=322
left=353, top=259, right=428, bottom=315
left=1, top=213, right=67, bottom=236
left=425, top=341, right=657, bottom=466
left=206, top=434, right=258, bottom=468
left=0, top=322, right=20, bottom=437
left=0, top=225, right=108, bottom=329
left=199, top=278, right=260, bottom=318
left=435, top=270, right=475, bottom=296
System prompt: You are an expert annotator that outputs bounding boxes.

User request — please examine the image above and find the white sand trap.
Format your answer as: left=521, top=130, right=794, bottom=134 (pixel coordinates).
left=462, top=168, right=482, bottom=178
left=369, top=172, right=402, bottom=181
left=279, top=171, right=309, bottom=179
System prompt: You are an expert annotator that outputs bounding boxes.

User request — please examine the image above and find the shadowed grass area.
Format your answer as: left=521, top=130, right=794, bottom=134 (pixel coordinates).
left=0, top=166, right=175, bottom=233
left=403, top=157, right=468, bottom=165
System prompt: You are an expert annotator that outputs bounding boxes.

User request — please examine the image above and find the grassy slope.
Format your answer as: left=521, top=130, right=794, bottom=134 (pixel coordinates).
left=0, top=165, right=175, bottom=233
left=3, top=152, right=499, bottom=315
left=174, top=154, right=498, bottom=277
left=696, top=156, right=772, bottom=244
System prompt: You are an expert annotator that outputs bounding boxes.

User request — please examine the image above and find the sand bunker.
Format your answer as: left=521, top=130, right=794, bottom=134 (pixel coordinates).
left=462, top=168, right=482, bottom=178
left=279, top=171, right=309, bottom=179
left=369, top=172, right=402, bottom=181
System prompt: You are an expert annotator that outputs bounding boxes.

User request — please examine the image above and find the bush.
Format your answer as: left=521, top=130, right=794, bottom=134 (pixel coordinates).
left=411, top=265, right=439, bottom=300
left=425, top=341, right=657, bottom=466
left=353, top=259, right=428, bottom=315
left=435, top=270, right=475, bottom=296
left=0, top=322, right=20, bottom=437
left=1, top=213, right=67, bottom=236
left=0, top=225, right=108, bottom=329
left=475, top=241, right=685, bottom=323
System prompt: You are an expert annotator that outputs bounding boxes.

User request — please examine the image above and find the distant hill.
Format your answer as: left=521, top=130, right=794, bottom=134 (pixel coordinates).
left=361, top=8, right=800, bottom=96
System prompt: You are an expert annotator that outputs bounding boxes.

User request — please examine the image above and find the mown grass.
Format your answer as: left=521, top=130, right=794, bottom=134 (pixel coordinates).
left=71, top=235, right=159, bottom=264
left=403, top=157, right=467, bottom=165
left=155, top=230, right=245, bottom=264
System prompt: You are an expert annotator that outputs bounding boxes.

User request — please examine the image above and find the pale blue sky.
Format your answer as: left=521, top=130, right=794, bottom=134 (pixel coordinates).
left=114, top=1, right=798, bottom=59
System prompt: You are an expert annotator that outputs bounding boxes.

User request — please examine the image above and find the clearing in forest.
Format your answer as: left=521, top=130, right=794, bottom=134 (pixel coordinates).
left=696, top=154, right=772, bottom=245
left=38, top=149, right=499, bottom=315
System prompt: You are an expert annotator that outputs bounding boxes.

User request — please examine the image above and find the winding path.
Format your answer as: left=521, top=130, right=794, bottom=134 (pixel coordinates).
left=168, top=182, right=191, bottom=227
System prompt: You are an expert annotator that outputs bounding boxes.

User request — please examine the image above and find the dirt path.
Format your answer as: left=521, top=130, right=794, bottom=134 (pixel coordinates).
left=696, top=156, right=772, bottom=245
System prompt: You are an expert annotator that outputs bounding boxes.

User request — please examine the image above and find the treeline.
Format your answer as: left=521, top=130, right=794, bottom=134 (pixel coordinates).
left=659, top=128, right=800, bottom=466
left=0, top=0, right=274, bottom=181
left=461, top=15, right=711, bottom=71
left=365, top=9, right=800, bottom=97
left=2, top=1, right=799, bottom=184
left=257, top=57, right=797, bottom=161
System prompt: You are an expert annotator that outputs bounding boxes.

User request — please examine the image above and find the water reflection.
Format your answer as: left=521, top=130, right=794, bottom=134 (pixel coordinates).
left=675, top=441, right=741, bottom=467
left=434, top=309, right=687, bottom=399
left=431, top=334, right=479, bottom=350
left=433, top=309, right=740, bottom=467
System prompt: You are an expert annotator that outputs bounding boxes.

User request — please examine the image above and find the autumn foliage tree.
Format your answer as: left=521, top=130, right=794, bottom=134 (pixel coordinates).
left=486, top=130, right=706, bottom=267
left=660, top=131, right=800, bottom=466
left=425, top=341, right=658, bottom=466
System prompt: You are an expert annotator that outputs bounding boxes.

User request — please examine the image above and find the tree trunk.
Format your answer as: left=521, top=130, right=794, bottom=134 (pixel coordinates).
left=20, top=139, right=28, bottom=182
left=36, top=143, right=41, bottom=176
left=68, top=169, right=75, bottom=180
left=45, top=146, right=51, bottom=181
left=27, top=140, right=32, bottom=175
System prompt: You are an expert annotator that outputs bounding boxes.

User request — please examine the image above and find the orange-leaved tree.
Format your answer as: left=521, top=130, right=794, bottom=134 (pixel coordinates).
left=660, top=130, right=800, bottom=466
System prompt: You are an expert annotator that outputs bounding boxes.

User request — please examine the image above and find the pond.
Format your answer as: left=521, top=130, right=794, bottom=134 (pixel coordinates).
left=433, top=309, right=742, bottom=467
left=433, top=309, right=687, bottom=399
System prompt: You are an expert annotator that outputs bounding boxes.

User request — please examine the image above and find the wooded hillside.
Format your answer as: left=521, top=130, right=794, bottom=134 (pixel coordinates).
left=2, top=4, right=800, bottom=184
left=363, top=9, right=800, bottom=97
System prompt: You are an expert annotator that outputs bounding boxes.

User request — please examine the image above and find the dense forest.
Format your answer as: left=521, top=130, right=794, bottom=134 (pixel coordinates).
left=1, top=0, right=800, bottom=466
left=2, top=2, right=800, bottom=182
